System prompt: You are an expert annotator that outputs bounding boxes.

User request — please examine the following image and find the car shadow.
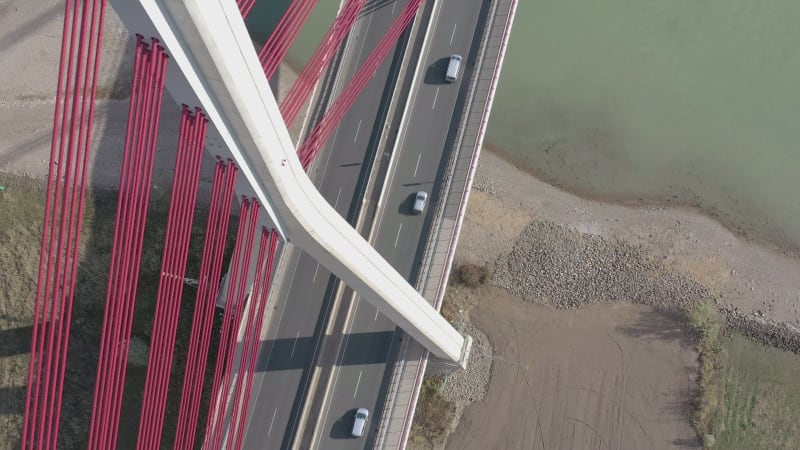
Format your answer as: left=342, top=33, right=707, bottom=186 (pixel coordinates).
left=399, top=191, right=425, bottom=215
left=329, top=408, right=359, bottom=439
left=423, top=56, right=451, bottom=85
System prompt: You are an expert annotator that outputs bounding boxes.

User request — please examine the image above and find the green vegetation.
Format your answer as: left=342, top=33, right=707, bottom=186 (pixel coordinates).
left=0, top=173, right=233, bottom=449
left=683, top=299, right=800, bottom=449
left=409, top=375, right=455, bottom=447
left=713, top=334, right=800, bottom=450
left=686, top=299, right=725, bottom=443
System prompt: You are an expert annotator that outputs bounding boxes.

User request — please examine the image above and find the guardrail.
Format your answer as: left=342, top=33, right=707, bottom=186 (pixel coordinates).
left=396, top=0, right=519, bottom=447
left=288, top=3, right=440, bottom=448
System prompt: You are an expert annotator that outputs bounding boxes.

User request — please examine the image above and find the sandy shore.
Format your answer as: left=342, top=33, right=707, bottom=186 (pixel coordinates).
left=462, top=151, right=800, bottom=335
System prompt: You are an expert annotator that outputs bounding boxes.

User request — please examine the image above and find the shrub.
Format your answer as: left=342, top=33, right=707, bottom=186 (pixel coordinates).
left=410, top=375, right=456, bottom=445
left=454, top=263, right=492, bottom=288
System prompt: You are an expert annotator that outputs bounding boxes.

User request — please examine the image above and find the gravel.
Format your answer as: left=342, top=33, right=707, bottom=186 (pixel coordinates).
left=492, top=218, right=800, bottom=354
left=722, top=308, right=800, bottom=353
left=440, top=324, right=491, bottom=404
left=493, top=220, right=711, bottom=311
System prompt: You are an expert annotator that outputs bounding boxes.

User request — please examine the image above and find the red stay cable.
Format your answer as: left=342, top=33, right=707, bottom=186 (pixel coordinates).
left=202, top=196, right=249, bottom=449
left=38, top=0, right=97, bottom=446
left=280, top=0, right=366, bottom=127
left=219, top=201, right=260, bottom=450
left=87, top=34, right=147, bottom=450
left=102, top=40, right=157, bottom=450
left=49, top=0, right=105, bottom=442
left=173, top=157, right=225, bottom=450
left=186, top=161, right=238, bottom=449
left=233, top=229, right=280, bottom=450
left=299, top=0, right=424, bottom=169
left=225, top=213, right=268, bottom=449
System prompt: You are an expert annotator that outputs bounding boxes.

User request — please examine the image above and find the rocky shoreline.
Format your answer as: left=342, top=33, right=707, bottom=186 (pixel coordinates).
left=459, top=151, right=800, bottom=347
left=423, top=149, right=800, bottom=448
left=493, top=218, right=800, bottom=354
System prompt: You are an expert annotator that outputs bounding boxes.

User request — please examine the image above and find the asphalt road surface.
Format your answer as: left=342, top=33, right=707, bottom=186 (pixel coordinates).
left=240, top=2, right=415, bottom=449
left=311, top=0, right=487, bottom=448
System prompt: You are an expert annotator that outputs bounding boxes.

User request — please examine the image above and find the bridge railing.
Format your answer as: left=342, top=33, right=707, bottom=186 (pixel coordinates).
left=375, top=0, right=520, bottom=446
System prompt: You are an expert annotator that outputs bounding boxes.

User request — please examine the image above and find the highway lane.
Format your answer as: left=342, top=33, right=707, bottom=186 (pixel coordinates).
left=312, top=0, right=487, bottom=448
left=241, top=2, right=414, bottom=449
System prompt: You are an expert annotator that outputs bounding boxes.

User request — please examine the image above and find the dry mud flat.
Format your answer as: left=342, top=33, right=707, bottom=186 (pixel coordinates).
left=448, top=289, right=698, bottom=450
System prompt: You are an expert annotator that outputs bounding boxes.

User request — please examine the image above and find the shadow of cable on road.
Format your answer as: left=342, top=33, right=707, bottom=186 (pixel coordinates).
left=256, top=331, right=396, bottom=372
left=359, top=0, right=400, bottom=19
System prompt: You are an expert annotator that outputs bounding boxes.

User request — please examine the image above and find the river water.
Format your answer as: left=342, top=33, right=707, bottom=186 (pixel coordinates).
left=487, top=0, right=800, bottom=251
left=248, top=1, right=800, bottom=252
left=244, top=1, right=340, bottom=70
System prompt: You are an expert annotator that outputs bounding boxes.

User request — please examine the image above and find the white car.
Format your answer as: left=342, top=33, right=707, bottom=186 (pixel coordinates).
left=412, top=191, right=428, bottom=215
left=351, top=407, right=369, bottom=437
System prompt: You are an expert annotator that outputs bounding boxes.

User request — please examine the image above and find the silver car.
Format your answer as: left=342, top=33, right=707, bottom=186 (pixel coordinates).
left=412, top=191, right=428, bottom=215
left=352, top=407, right=369, bottom=437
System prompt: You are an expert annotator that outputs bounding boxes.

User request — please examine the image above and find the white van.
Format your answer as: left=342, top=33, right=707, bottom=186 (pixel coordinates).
left=352, top=408, right=369, bottom=437
left=445, top=54, right=462, bottom=83
left=412, top=191, right=428, bottom=215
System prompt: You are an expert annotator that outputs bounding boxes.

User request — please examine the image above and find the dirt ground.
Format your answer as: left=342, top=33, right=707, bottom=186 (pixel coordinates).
left=436, top=150, right=800, bottom=449
left=447, top=287, right=699, bottom=450
left=0, top=0, right=302, bottom=192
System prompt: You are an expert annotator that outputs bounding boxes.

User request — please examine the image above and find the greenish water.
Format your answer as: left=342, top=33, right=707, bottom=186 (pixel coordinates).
left=245, top=1, right=341, bottom=70
left=488, top=0, right=800, bottom=251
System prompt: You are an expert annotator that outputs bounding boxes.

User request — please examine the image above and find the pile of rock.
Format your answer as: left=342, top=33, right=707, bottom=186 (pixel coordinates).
left=493, top=220, right=710, bottom=311
left=441, top=324, right=492, bottom=404
left=723, top=308, right=800, bottom=354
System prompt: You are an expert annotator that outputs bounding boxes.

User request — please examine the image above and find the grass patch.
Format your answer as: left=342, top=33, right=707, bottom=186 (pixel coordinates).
left=684, top=299, right=800, bottom=449
left=410, top=375, right=456, bottom=447
left=713, top=333, right=800, bottom=450
left=0, top=173, right=234, bottom=449
left=686, top=299, right=725, bottom=444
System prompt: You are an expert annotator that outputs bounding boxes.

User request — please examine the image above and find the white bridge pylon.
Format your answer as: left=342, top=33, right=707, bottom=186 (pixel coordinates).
left=114, top=0, right=471, bottom=364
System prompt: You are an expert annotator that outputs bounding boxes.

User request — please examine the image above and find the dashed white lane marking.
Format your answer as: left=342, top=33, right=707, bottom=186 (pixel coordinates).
left=333, top=187, right=342, bottom=209
left=290, top=331, right=300, bottom=359
left=354, top=370, right=363, bottom=398
left=267, top=408, right=278, bottom=436
left=394, top=222, right=403, bottom=247
left=450, top=23, right=457, bottom=45
left=312, top=263, right=320, bottom=283
left=354, top=119, right=362, bottom=142
left=413, top=153, right=422, bottom=177
left=432, top=86, right=440, bottom=109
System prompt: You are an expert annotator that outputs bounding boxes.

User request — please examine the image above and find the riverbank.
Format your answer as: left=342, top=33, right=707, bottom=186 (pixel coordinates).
left=486, top=0, right=800, bottom=258
left=422, top=148, right=800, bottom=448
left=489, top=144, right=800, bottom=260
left=462, top=151, right=800, bottom=341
